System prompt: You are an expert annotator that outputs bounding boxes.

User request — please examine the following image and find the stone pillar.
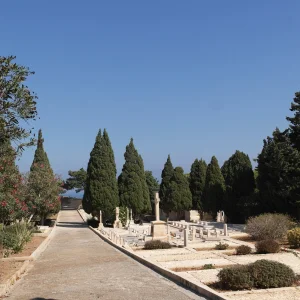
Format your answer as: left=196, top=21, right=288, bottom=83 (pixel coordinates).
left=126, top=207, right=129, bottom=226
left=155, top=192, right=160, bottom=221
left=224, top=224, right=228, bottom=236
left=184, top=229, right=188, bottom=247
left=129, top=209, right=134, bottom=224
left=98, top=210, right=103, bottom=229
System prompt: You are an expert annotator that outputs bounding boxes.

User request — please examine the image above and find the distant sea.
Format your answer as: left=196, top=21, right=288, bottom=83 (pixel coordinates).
left=61, top=189, right=83, bottom=199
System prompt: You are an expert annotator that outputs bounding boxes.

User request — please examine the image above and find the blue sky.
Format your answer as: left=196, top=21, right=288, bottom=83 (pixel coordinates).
left=1, top=1, right=300, bottom=180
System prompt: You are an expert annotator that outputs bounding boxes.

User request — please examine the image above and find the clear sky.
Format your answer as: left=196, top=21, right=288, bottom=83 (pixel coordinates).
left=1, top=1, right=300, bottom=180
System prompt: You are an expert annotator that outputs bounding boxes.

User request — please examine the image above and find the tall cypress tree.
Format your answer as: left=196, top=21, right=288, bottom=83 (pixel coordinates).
left=286, top=91, right=300, bottom=150
left=203, top=156, right=225, bottom=216
left=168, top=167, right=192, bottom=212
left=83, top=130, right=102, bottom=214
left=96, top=129, right=119, bottom=218
left=221, top=151, right=255, bottom=223
left=118, top=138, right=150, bottom=215
left=159, top=155, right=174, bottom=214
left=189, top=159, right=207, bottom=211
left=27, top=129, right=61, bottom=224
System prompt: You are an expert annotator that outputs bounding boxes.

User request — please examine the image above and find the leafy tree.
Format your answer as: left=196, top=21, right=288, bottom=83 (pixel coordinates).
left=0, top=139, right=28, bottom=223
left=145, top=170, right=159, bottom=214
left=64, top=168, right=87, bottom=193
left=26, top=130, right=62, bottom=225
left=286, top=91, right=300, bottom=151
left=159, top=155, right=174, bottom=215
left=221, top=151, right=255, bottom=223
left=203, top=156, right=225, bottom=216
left=189, top=159, right=207, bottom=211
left=0, top=56, right=38, bottom=150
left=118, top=138, right=151, bottom=215
left=256, top=128, right=300, bottom=219
left=168, top=167, right=192, bottom=212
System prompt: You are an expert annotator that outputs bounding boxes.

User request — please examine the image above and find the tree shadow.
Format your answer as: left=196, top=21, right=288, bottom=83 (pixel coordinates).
left=30, top=298, right=58, bottom=300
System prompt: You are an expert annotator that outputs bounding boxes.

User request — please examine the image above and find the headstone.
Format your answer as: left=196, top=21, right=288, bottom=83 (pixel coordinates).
left=223, top=224, right=228, bottom=236
left=113, top=207, right=122, bottom=228
left=184, top=229, right=188, bottom=247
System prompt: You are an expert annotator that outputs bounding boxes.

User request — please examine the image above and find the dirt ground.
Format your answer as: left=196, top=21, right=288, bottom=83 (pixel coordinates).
left=0, top=261, right=23, bottom=284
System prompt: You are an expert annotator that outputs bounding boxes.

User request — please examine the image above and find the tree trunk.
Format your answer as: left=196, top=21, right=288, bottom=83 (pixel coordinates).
left=40, top=216, right=45, bottom=226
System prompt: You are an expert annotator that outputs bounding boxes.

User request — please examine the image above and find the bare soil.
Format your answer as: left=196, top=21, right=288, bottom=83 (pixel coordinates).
left=171, top=265, right=232, bottom=272
left=0, top=261, right=23, bottom=284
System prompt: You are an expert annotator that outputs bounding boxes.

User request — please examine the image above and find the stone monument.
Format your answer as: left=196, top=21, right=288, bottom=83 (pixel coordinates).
left=151, top=191, right=167, bottom=239
left=113, top=207, right=122, bottom=228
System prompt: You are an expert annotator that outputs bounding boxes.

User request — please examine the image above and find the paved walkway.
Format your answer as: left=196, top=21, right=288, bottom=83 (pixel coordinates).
left=6, top=210, right=206, bottom=300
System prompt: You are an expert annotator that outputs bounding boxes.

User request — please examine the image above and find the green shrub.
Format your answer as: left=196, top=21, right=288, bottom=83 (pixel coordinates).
left=249, top=260, right=295, bottom=288
left=203, top=264, right=215, bottom=270
left=87, top=217, right=99, bottom=228
left=236, top=245, right=252, bottom=255
left=215, top=242, right=229, bottom=250
left=287, top=228, right=300, bottom=248
left=218, top=265, right=253, bottom=290
left=255, top=240, right=280, bottom=254
left=246, top=213, right=294, bottom=240
left=144, top=240, right=171, bottom=250
left=0, top=223, right=33, bottom=257
left=217, top=260, right=296, bottom=290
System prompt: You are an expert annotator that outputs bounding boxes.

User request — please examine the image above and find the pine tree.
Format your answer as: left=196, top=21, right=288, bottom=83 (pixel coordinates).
left=286, top=92, right=300, bottom=150
left=26, top=130, right=62, bottom=225
left=118, top=138, right=150, bottom=215
left=82, top=130, right=102, bottom=214
left=168, top=167, right=192, bottom=212
left=159, top=155, right=174, bottom=214
left=203, top=156, right=225, bottom=216
left=221, top=151, right=255, bottom=223
left=256, top=128, right=300, bottom=219
left=189, top=159, right=207, bottom=211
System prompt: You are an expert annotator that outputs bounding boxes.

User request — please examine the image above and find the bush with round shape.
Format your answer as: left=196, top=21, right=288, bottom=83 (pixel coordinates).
left=236, top=245, right=252, bottom=255
left=287, top=228, right=300, bottom=249
left=249, top=259, right=295, bottom=288
left=217, top=265, right=253, bottom=290
left=144, top=240, right=171, bottom=250
left=255, top=239, right=280, bottom=254
left=215, top=242, right=229, bottom=250
left=246, top=213, right=294, bottom=240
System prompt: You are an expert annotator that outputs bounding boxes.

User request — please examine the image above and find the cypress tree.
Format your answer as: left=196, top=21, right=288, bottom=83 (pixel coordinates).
left=168, top=167, right=192, bottom=212
left=286, top=91, right=300, bottom=150
left=145, top=171, right=159, bottom=214
left=118, top=138, right=150, bottom=215
left=257, top=128, right=300, bottom=219
left=203, top=156, right=225, bottom=216
left=83, top=130, right=102, bottom=214
left=189, top=159, right=207, bottom=211
left=97, top=129, right=119, bottom=217
left=159, top=155, right=174, bottom=215
left=27, top=129, right=61, bottom=225
left=221, top=151, right=255, bottom=223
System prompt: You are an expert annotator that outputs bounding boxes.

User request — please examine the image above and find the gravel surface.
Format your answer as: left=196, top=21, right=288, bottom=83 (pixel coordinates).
left=6, top=210, right=206, bottom=300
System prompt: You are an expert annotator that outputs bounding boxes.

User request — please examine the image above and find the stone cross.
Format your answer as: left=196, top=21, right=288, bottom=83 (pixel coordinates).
left=154, top=192, right=160, bottom=221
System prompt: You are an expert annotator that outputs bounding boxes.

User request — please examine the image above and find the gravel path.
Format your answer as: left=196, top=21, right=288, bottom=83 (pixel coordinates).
left=6, top=210, right=206, bottom=300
